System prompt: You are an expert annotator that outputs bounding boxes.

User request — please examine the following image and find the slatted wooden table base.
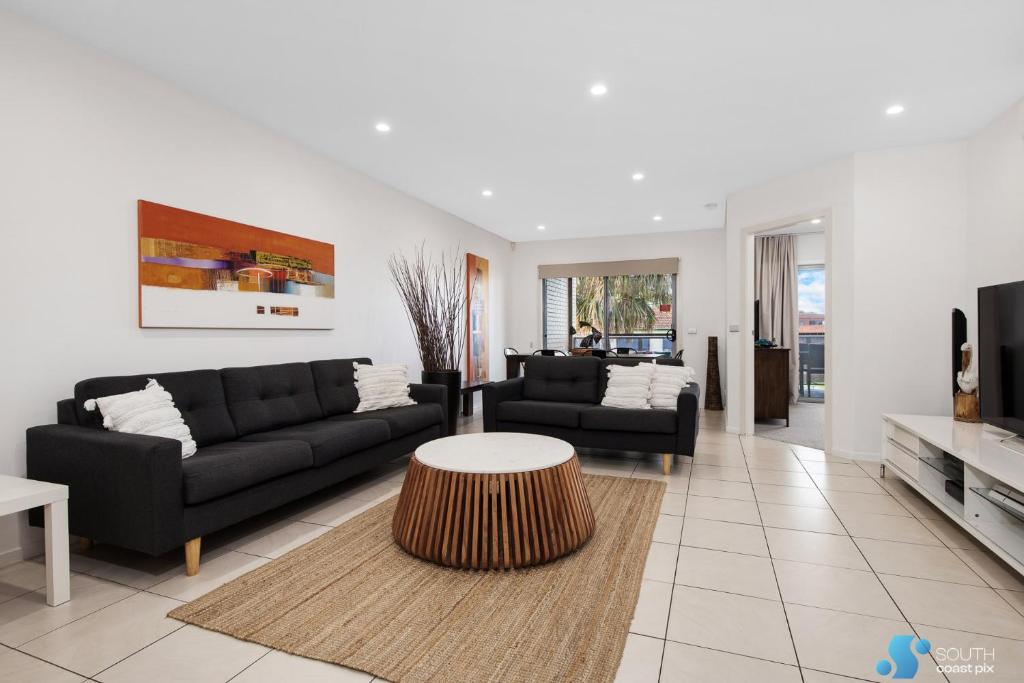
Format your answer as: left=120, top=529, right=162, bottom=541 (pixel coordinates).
left=392, top=454, right=595, bottom=570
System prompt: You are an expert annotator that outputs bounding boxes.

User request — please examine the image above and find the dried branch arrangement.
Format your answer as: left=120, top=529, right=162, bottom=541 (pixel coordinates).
left=387, top=243, right=468, bottom=372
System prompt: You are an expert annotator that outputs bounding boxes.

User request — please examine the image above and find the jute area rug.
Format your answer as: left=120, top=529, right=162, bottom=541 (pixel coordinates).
left=170, top=474, right=665, bottom=683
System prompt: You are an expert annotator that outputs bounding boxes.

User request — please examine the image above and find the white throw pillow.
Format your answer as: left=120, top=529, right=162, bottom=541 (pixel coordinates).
left=601, top=363, right=654, bottom=409
left=650, top=363, right=697, bottom=409
left=83, top=379, right=197, bottom=458
left=353, top=362, right=417, bottom=412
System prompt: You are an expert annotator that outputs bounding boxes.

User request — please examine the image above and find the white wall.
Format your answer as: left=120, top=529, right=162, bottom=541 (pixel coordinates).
left=796, top=233, right=826, bottom=266
left=725, top=98, right=1024, bottom=459
left=507, top=229, right=727, bottom=407
left=725, top=157, right=855, bottom=449
left=850, top=142, right=969, bottom=455
left=963, top=100, right=1024, bottom=350
left=0, top=13, right=511, bottom=563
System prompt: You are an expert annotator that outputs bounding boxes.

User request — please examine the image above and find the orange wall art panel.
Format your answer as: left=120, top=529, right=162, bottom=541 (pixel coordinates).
left=138, top=201, right=334, bottom=329
left=466, top=253, right=489, bottom=382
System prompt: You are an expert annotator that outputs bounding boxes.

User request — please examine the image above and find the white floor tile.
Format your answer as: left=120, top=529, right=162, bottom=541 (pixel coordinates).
left=227, top=520, right=331, bottom=559
left=836, top=511, right=942, bottom=546
left=757, top=503, right=845, bottom=535
left=822, top=490, right=912, bottom=517
left=643, top=542, right=679, bottom=583
left=96, top=625, right=268, bottom=683
left=855, top=538, right=986, bottom=586
left=686, top=477, right=755, bottom=501
left=764, top=527, right=869, bottom=570
left=879, top=573, right=1024, bottom=640
left=0, top=573, right=136, bottom=647
left=785, top=603, right=943, bottom=682
left=147, top=551, right=269, bottom=603
left=614, top=633, right=664, bottom=683
left=680, top=518, right=769, bottom=557
left=675, top=546, right=780, bottom=600
left=231, top=651, right=374, bottom=682
left=19, top=592, right=184, bottom=678
left=752, top=484, right=829, bottom=509
left=660, top=492, right=687, bottom=516
left=748, top=468, right=815, bottom=488
left=684, top=496, right=761, bottom=525
left=629, top=579, right=673, bottom=638
left=691, top=464, right=750, bottom=483
left=652, top=515, right=685, bottom=544
left=0, top=646, right=85, bottom=682
left=660, top=641, right=801, bottom=682
left=666, top=585, right=797, bottom=664
left=0, top=560, right=48, bottom=602
left=951, top=547, right=1024, bottom=591
left=773, top=559, right=901, bottom=619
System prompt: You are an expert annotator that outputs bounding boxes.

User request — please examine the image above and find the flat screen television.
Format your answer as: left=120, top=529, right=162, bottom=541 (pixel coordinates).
left=979, top=280, right=1024, bottom=437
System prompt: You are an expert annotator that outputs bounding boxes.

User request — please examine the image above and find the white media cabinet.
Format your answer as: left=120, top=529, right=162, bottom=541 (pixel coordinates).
left=882, top=414, right=1024, bottom=576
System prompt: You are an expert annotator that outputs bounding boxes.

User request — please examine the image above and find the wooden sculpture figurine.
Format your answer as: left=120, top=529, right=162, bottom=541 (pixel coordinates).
left=955, top=343, right=980, bottom=423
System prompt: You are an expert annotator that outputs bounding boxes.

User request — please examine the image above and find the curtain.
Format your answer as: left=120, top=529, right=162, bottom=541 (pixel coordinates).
left=754, top=235, right=800, bottom=404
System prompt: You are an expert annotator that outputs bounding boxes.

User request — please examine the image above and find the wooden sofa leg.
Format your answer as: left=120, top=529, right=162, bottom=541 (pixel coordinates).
left=79, top=537, right=93, bottom=552
left=662, top=453, right=672, bottom=476
left=184, top=537, right=202, bottom=576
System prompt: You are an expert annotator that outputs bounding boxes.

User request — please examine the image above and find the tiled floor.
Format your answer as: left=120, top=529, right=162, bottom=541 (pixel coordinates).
left=3, top=410, right=1024, bottom=682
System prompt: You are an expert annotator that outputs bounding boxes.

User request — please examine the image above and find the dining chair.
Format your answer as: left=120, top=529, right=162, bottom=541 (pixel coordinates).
left=532, top=349, right=568, bottom=356
left=613, top=347, right=635, bottom=355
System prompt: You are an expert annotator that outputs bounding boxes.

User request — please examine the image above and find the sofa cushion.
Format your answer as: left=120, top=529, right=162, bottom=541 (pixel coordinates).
left=581, top=406, right=678, bottom=434
left=74, top=370, right=236, bottom=447
left=181, top=440, right=313, bottom=504
left=497, top=400, right=591, bottom=428
left=331, top=403, right=443, bottom=439
left=599, top=357, right=681, bottom=398
left=240, top=419, right=391, bottom=467
left=310, top=358, right=371, bottom=416
left=221, top=363, right=323, bottom=436
left=522, top=356, right=601, bottom=404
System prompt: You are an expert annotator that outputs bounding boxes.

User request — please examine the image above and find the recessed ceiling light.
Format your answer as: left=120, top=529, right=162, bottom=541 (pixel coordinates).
left=537, top=224, right=546, bottom=231
left=652, top=215, right=663, bottom=222
left=632, top=172, right=645, bottom=181
left=811, top=218, right=822, bottom=225
left=704, top=202, right=718, bottom=210
left=590, top=83, right=608, bottom=97
left=885, top=104, right=905, bottom=116
left=481, top=189, right=493, bottom=197
left=374, top=121, right=391, bottom=133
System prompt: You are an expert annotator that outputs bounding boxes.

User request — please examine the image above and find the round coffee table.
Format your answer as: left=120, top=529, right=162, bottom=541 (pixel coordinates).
left=392, top=433, right=595, bottom=570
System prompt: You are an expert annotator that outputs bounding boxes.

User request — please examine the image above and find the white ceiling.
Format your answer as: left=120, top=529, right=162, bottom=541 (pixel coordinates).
left=4, top=1, right=1022, bottom=242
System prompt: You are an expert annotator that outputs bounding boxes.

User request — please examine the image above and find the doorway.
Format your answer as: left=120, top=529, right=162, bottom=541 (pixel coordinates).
left=741, top=215, right=831, bottom=452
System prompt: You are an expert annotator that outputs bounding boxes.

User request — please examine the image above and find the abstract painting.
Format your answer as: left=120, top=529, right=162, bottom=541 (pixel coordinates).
left=138, top=201, right=334, bottom=329
left=466, top=253, right=489, bottom=382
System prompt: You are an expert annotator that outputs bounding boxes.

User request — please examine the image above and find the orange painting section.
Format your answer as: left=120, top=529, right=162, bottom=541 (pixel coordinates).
left=138, top=200, right=334, bottom=275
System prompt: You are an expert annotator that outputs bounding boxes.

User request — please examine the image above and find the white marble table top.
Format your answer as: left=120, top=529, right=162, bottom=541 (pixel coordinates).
left=415, top=433, right=575, bottom=473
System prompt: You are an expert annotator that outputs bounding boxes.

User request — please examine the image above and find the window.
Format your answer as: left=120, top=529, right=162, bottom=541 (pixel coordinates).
left=542, top=273, right=676, bottom=354
left=798, top=264, right=825, bottom=400
left=542, top=278, right=570, bottom=351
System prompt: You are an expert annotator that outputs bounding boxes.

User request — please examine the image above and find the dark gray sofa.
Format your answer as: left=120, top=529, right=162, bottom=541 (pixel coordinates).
left=26, top=358, right=445, bottom=575
left=483, top=356, right=699, bottom=474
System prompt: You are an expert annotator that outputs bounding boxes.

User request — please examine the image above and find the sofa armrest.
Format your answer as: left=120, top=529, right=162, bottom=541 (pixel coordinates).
left=26, top=425, right=185, bottom=556
left=675, top=383, right=701, bottom=455
left=409, top=383, right=447, bottom=433
left=483, top=378, right=525, bottom=432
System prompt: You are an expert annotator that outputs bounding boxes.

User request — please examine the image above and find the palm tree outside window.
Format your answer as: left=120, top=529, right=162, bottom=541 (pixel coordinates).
left=543, top=273, right=676, bottom=354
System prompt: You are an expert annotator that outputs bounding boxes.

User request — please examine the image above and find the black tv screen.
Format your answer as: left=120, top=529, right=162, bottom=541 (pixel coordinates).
left=979, top=280, right=1024, bottom=437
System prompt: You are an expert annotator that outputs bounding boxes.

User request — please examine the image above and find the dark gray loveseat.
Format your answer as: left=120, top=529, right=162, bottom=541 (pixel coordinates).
left=26, top=358, right=445, bottom=575
left=483, top=356, right=699, bottom=475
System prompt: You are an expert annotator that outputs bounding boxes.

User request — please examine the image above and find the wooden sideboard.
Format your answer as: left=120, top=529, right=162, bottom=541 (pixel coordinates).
left=755, top=347, right=790, bottom=426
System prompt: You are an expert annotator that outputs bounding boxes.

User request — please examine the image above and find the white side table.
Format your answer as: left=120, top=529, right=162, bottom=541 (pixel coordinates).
left=0, top=475, right=70, bottom=606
